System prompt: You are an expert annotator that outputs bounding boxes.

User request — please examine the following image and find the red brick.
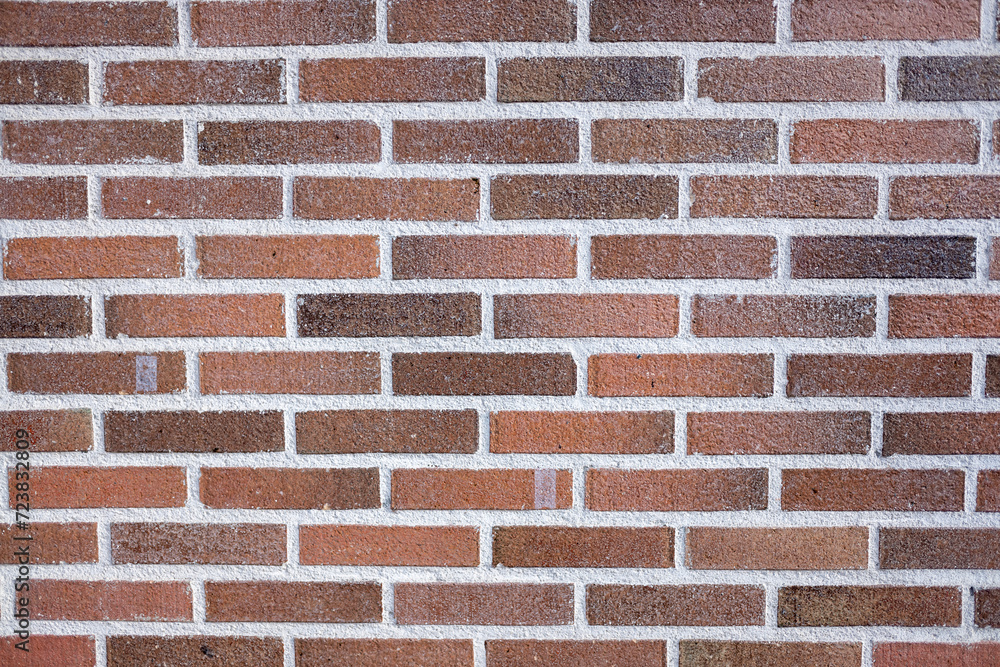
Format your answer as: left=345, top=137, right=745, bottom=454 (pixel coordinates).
left=108, top=636, right=283, bottom=667
left=4, top=236, right=183, bottom=280
left=792, top=0, right=980, bottom=41
left=782, top=469, right=965, bottom=511
left=489, top=641, right=665, bottom=666
left=196, top=234, right=379, bottom=279
left=791, top=235, right=976, bottom=279
left=200, top=351, right=379, bottom=395
left=0, top=177, right=87, bottom=220
left=977, top=590, right=1000, bottom=627
left=490, top=411, right=674, bottom=454
left=295, top=177, right=479, bottom=221
left=388, top=0, right=576, bottom=42
left=106, top=294, right=285, bottom=338
left=199, top=120, right=378, bottom=164
left=394, top=120, right=578, bottom=163
left=394, top=352, right=576, bottom=396
left=18, top=466, right=186, bottom=508
left=990, top=357, right=1000, bottom=397
left=9, top=352, right=185, bottom=395
left=0, top=409, right=92, bottom=451
left=393, top=235, right=576, bottom=279
left=104, top=59, right=285, bottom=105
left=0, top=1, right=176, bottom=46
left=0, top=523, right=98, bottom=564
left=301, top=57, right=485, bottom=102
left=587, top=469, right=768, bottom=511
left=499, top=57, right=683, bottom=102
left=0, top=636, right=94, bottom=667
left=296, top=409, right=478, bottom=454
left=395, top=583, right=574, bottom=625
left=200, top=467, right=379, bottom=509
left=593, top=118, right=777, bottom=163
left=591, top=0, right=775, bottom=42
left=298, top=639, right=473, bottom=667
left=699, top=57, right=884, bottom=102
left=493, top=527, right=674, bottom=568
left=787, top=354, right=972, bottom=397
left=591, top=235, right=776, bottom=279
left=880, top=528, right=1000, bottom=569
left=0, top=60, right=87, bottom=104
left=205, top=581, right=381, bottom=622
left=112, top=523, right=286, bottom=565
left=791, top=120, right=978, bottom=164
left=298, top=293, right=480, bottom=337
left=105, top=410, right=283, bottom=454
left=492, top=175, right=677, bottom=219
left=0, top=295, right=91, bottom=338
left=392, top=469, right=572, bottom=510
left=874, top=643, right=1000, bottom=667
left=693, top=295, right=875, bottom=338
left=589, top=353, right=773, bottom=397
left=192, top=0, right=374, bottom=46
left=300, top=525, right=479, bottom=566
left=778, top=586, right=961, bottom=627
left=890, top=295, right=1000, bottom=338
left=680, top=641, right=862, bottom=667
left=587, top=585, right=765, bottom=626
left=687, top=411, right=870, bottom=455
left=103, top=177, right=281, bottom=220
left=495, top=294, right=677, bottom=338
left=890, top=177, right=1000, bottom=219
left=884, top=413, right=1000, bottom=455
left=686, top=527, right=868, bottom=570
left=34, top=581, right=192, bottom=621
left=4, top=120, right=182, bottom=165
left=691, top=176, right=877, bottom=218
left=979, top=471, right=1000, bottom=511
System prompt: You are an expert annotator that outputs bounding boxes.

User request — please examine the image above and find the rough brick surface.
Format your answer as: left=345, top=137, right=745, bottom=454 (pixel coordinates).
left=699, top=57, right=884, bottom=102
left=104, top=410, right=284, bottom=453
left=884, top=413, right=1000, bottom=455
left=191, top=0, right=374, bottom=46
left=0, top=295, right=91, bottom=338
left=874, top=643, right=1000, bottom=667
left=4, top=120, right=183, bottom=164
left=782, top=469, right=965, bottom=511
left=196, top=234, right=379, bottom=279
left=587, top=469, right=768, bottom=511
left=686, top=527, right=868, bottom=570
left=589, top=353, right=773, bottom=397
left=108, top=636, right=284, bottom=667
left=687, top=411, right=870, bottom=455
left=200, top=351, right=380, bottom=394
left=296, top=409, right=478, bottom=454
left=111, top=523, right=287, bottom=565
left=34, top=580, right=192, bottom=621
left=593, top=119, right=777, bottom=163
left=680, top=641, right=862, bottom=667
left=587, top=585, right=765, bottom=626
left=791, top=236, right=976, bottom=279
left=495, top=294, right=678, bottom=338
left=777, top=586, right=961, bottom=627
left=200, top=467, right=379, bottom=509
left=490, top=411, right=674, bottom=454
left=8, top=352, right=186, bottom=395
left=298, top=292, right=480, bottom=337
left=394, top=583, right=574, bottom=625
left=387, top=0, right=576, bottom=43
left=300, top=525, right=479, bottom=566
left=0, top=177, right=87, bottom=220
left=19, top=466, right=186, bottom=508
left=5, top=236, right=183, bottom=279
left=393, top=235, right=576, bottom=279
left=792, top=0, right=980, bottom=41
left=298, top=639, right=473, bottom=666
left=393, top=352, right=576, bottom=395
left=198, top=120, right=379, bottom=165
left=392, top=468, right=573, bottom=510
left=690, top=176, right=877, bottom=219
left=105, top=294, right=285, bottom=337
left=590, top=0, right=776, bottom=42
left=104, top=60, right=285, bottom=105
left=0, top=409, right=93, bottom=451
left=301, top=57, right=485, bottom=102
left=499, top=57, right=683, bottom=102
left=0, top=60, right=88, bottom=104
left=393, top=119, right=578, bottom=164
left=591, top=235, right=776, bottom=279
left=0, top=1, right=176, bottom=46
left=492, top=527, right=674, bottom=568
left=488, top=641, right=665, bottom=667
left=205, top=581, right=381, bottom=622
left=0, top=636, right=95, bottom=667
left=692, top=295, right=875, bottom=338
left=295, top=177, right=479, bottom=221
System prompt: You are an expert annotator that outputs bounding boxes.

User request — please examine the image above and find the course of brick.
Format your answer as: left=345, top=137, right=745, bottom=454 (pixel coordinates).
left=2, top=0, right=1000, bottom=665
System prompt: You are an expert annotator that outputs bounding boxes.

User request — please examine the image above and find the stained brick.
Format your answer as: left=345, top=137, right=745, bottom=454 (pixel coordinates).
left=199, top=351, right=380, bottom=395
left=587, top=585, right=765, bottom=626
left=198, top=121, right=379, bottom=164
left=0, top=295, right=91, bottom=338
left=900, top=57, right=1000, bottom=101
left=298, top=293, right=480, bottom=337
left=778, top=586, right=961, bottom=627
left=591, top=235, right=776, bottom=279
left=301, top=57, right=485, bottom=102
left=111, top=523, right=286, bottom=565
left=191, top=0, right=374, bottom=46
left=492, top=527, right=674, bottom=568
left=200, top=467, right=379, bottom=509
left=393, top=120, right=578, bottom=163
left=296, top=409, right=478, bottom=454
left=593, top=119, right=777, bottom=163
left=395, top=583, right=574, bottom=625
left=690, top=176, right=877, bottom=218
left=205, top=581, right=381, bottom=622
left=393, top=352, right=576, bottom=396
left=782, top=469, right=965, bottom=511
left=300, top=525, right=479, bottom=566
left=104, top=410, right=284, bottom=453
left=686, top=527, right=868, bottom=570
left=699, top=57, right=884, bottom=102
left=491, top=411, right=674, bottom=454
left=687, top=411, right=870, bottom=455
left=108, top=637, right=283, bottom=667
left=494, top=294, right=678, bottom=338
left=295, top=177, right=479, bottom=221
left=591, top=0, right=775, bottom=42
left=196, top=234, right=379, bottom=279
left=4, top=120, right=183, bottom=164
left=587, top=469, right=768, bottom=511
left=499, top=57, right=683, bottom=102
left=492, top=175, right=677, bottom=219
left=388, top=0, right=576, bottom=42
left=8, top=352, right=186, bottom=395
left=680, top=641, right=862, bottom=667
left=0, top=60, right=88, bottom=104
left=589, top=353, right=773, bottom=397
left=0, top=409, right=93, bottom=452
left=692, top=295, right=875, bottom=338
left=392, top=468, right=572, bottom=510
left=786, top=354, right=972, bottom=397
left=104, top=59, right=285, bottom=105
left=791, top=236, right=976, bottom=279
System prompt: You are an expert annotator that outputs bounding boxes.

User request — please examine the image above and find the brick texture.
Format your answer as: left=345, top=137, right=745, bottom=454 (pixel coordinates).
left=301, top=57, right=485, bottom=102
left=108, top=636, right=284, bottom=667
left=687, top=411, right=870, bottom=455
left=587, top=585, right=765, bottom=626
left=686, top=527, right=868, bottom=570
left=0, top=60, right=88, bottom=104
left=777, top=586, right=961, bottom=627
left=394, top=583, right=574, bottom=625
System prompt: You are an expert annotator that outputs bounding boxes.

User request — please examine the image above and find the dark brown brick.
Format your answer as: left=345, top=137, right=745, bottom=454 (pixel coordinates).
left=205, top=581, right=381, bottom=623
left=0, top=410, right=92, bottom=452
left=393, top=352, right=576, bottom=396
left=594, top=119, right=777, bottom=163
left=782, top=469, right=965, bottom=512
left=103, top=177, right=282, bottom=220
left=296, top=409, right=478, bottom=454
left=393, top=235, right=576, bottom=279
left=298, top=293, right=480, bottom=337
left=587, top=585, right=765, bottom=626
left=393, top=120, right=578, bottom=163
left=686, top=527, right=868, bottom=571
left=191, top=0, right=374, bottom=46
left=111, top=523, right=286, bottom=565
left=692, top=295, right=875, bottom=338
left=489, top=640, right=665, bottom=667
left=9, top=352, right=186, bottom=395
left=699, top=57, right=884, bottom=102
left=680, top=641, right=862, bottom=667
left=880, top=529, right=1000, bottom=569
left=778, top=586, right=961, bottom=627
left=108, top=636, right=283, bottom=667
left=791, top=120, right=978, bottom=164
left=791, top=236, right=976, bottom=279
left=4, top=120, right=183, bottom=164
left=0, top=177, right=87, bottom=220
left=587, top=469, right=768, bottom=512
left=0, top=296, right=90, bottom=338
left=884, top=413, right=1000, bottom=455
left=104, top=411, right=284, bottom=453
left=691, top=176, right=877, bottom=218
left=104, top=59, right=285, bottom=105
left=591, top=0, right=775, bottom=42
left=787, top=354, right=972, bottom=397
left=493, top=527, right=673, bottom=568
left=388, top=0, right=576, bottom=42
left=394, top=583, right=574, bottom=625
left=198, top=121, right=379, bottom=164
left=200, top=467, right=379, bottom=509
left=990, top=356, right=1000, bottom=397
left=592, top=235, right=776, bottom=279
left=0, top=61, right=87, bottom=104
left=491, top=411, right=673, bottom=454
left=900, top=57, right=1000, bottom=101
left=301, top=57, right=485, bottom=102
left=792, top=0, right=980, bottom=41
left=492, top=175, right=677, bottom=219
left=0, top=1, right=176, bottom=46
left=498, top=57, right=683, bottom=102
left=977, top=590, right=1000, bottom=627
left=298, top=639, right=473, bottom=667
left=294, top=177, right=479, bottom=221
left=891, top=177, right=1000, bottom=219
left=687, top=411, right=870, bottom=455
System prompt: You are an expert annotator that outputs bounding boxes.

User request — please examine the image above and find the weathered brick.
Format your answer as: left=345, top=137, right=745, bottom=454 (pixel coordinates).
left=900, top=57, right=1000, bottom=101
left=392, top=468, right=572, bottom=510
left=111, top=523, right=286, bottom=565
left=196, top=234, right=379, bottom=279
left=0, top=60, right=87, bottom=104
left=594, top=119, right=777, bottom=163
left=587, top=585, right=765, bottom=626
left=499, top=57, right=683, bottom=102
left=990, top=356, right=1000, bottom=397
left=978, top=471, right=1000, bottom=511
left=880, top=529, right=1000, bottom=569
left=0, top=177, right=87, bottom=220
left=492, top=175, right=677, bottom=219
left=393, top=352, right=576, bottom=396
left=589, top=353, right=773, bottom=397
left=591, top=0, right=775, bottom=42
left=300, top=525, right=479, bottom=566
left=791, top=120, right=978, bottom=164
left=200, top=467, right=379, bottom=509
left=395, top=583, right=574, bottom=625
left=692, top=295, right=875, bottom=338
left=104, top=410, right=283, bottom=454
left=493, top=527, right=674, bottom=568
left=198, top=120, right=379, bottom=164
left=0, top=409, right=92, bottom=451
left=884, top=413, right=1000, bottom=455
left=19, top=466, right=186, bottom=508
left=782, top=469, right=964, bottom=511
left=489, top=641, right=665, bottom=666
left=106, top=294, right=284, bottom=338
left=297, top=639, right=473, bottom=667
left=191, top=0, right=374, bottom=46
left=686, top=527, right=868, bottom=570
left=295, top=177, right=479, bottom=221
left=0, top=295, right=91, bottom=338
left=587, top=469, right=768, bottom=511
left=890, top=177, right=1000, bottom=219
left=393, top=235, right=576, bottom=279
left=0, top=1, right=176, bottom=46
left=0, top=636, right=94, bottom=667
left=680, top=641, right=862, bottom=667
left=205, top=581, right=381, bottom=622
left=34, top=581, right=192, bottom=621
left=691, top=176, right=877, bottom=218
left=0, top=523, right=97, bottom=564
left=874, top=643, right=1000, bottom=667
left=4, top=120, right=183, bottom=164
left=687, top=411, right=870, bottom=455
left=490, top=411, right=674, bottom=454
left=791, top=236, right=976, bottom=279
left=9, top=352, right=186, bottom=395
left=495, top=294, right=678, bottom=338
left=792, top=0, right=979, bottom=40
left=778, top=586, right=961, bottom=627
left=394, top=120, right=578, bottom=163
left=699, top=57, right=884, bottom=102
left=104, top=59, right=285, bottom=105
left=977, top=590, right=1000, bottom=627
left=103, top=177, right=282, bottom=219
left=591, top=235, right=776, bottom=279
left=296, top=409, right=477, bottom=454
left=890, top=295, right=1000, bottom=338
left=388, top=0, right=576, bottom=42
left=300, top=57, right=485, bottom=102
left=298, top=293, right=480, bottom=337
left=200, top=351, right=379, bottom=395
left=108, top=637, right=283, bottom=667
left=787, top=354, right=972, bottom=397
left=5, top=236, right=183, bottom=280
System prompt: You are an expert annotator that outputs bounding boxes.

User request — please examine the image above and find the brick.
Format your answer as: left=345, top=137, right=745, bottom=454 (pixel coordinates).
left=498, top=57, right=683, bottom=102
left=990, top=357, right=1000, bottom=397
left=395, top=583, right=574, bottom=625
left=587, top=469, right=767, bottom=512
left=196, top=234, right=379, bottom=279
left=0, top=1, right=176, bottom=46
left=191, top=0, right=374, bottom=46
left=19, top=466, right=186, bottom=508
left=884, top=413, right=1000, bottom=455
left=792, top=0, right=979, bottom=40
left=874, top=643, right=1000, bottom=667
left=198, top=120, right=379, bottom=164
left=8, top=352, right=186, bottom=395
left=394, top=120, right=578, bottom=163
left=105, top=410, right=284, bottom=453
left=587, top=585, right=765, bottom=626
left=388, top=0, right=575, bottom=42
left=699, top=57, right=884, bottom=102
left=791, top=236, right=976, bottom=279
left=900, top=57, right=1000, bottom=101
left=786, top=354, right=972, bottom=397
left=34, top=581, right=192, bottom=621
left=104, top=59, right=285, bottom=105
left=890, top=295, right=1000, bottom=338
left=778, top=586, right=961, bottom=627
left=4, top=120, right=183, bottom=164
left=686, top=527, right=868, bottom=570
left=680, top=641, right=862, bottom=667
left=692, top=295, right=876, bottom=338
left=392, top=469, right=572, bottom=510
left=112, top=523, right=286, bottom=565
left=0, top=295, right=91, bottom=338
left=782, top=469, right=964, bottom=511
left=687, top=411, right=870, bottom=455
left=978, top=471, right=1000, bottom=511
left=491, top=411, right=674, bottom=454
left=205, top=581, right=381, bottom=623
left=0, top=177, right=87, bottom=220
left=0, top=409, right=92, bottom=451
left=488, top=640, right=665, bottom=667
left=589, top=353, right=773, bottom=397
left=4, top=236, right=183, bottom=280
left=200, top=351, right=380, bottom=395
left=0, top=636, right=94, bottom=667
left=295, top=177, right=479, bottom=221
left=977, top=590, right=1000, bottom=627
left=0, top=523, right=97, bottom=564
left=297, top=639, right=473, bottom=667
left=890, top=177, right=1000, bottom=219
left=791, top=120, right=978, bottom=164
left=0, top=60, right=87, bottom=104
left=593, top=118, right=777, bottom=163
left=591, top=235, right=776, bottom=279
left=296, top=409, right=477, bottom=454
left=300, top=525, right=479, bottom=566
left=691, top=176, right=877, bottom=218
left=393, top=235, right=576, bottom=279
left=492, top=527, right=674, bottom=568
left=393, top=352, right=576, bottom=396
left=300, top=57, right=485, bottom=102
left=880, top=529, right=1000, bottom=569
left=108, top=636, right=284, bottom=667
left=298, top=293, right=480, bottom=337
left=106, top=294, right=284, bottom=338
left=492, top=175, right=677, bottom=219
left=495, top=294, right=677, bottom=338
left=200, top=467, right=379, bottom=509
left=591, top=0, right=775, bottom=42
left=103, top=177, right=282, bottom=220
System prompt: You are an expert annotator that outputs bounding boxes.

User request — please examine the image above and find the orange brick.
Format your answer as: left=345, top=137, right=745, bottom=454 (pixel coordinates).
left=686, top=527, right=868, bottom=570
left=295, top=177, right=479, bottom=221
left=196, top=234, right=379, bottom=279
left=490, top=411, right=674, bottom=454
left=589, top=354, right=773, bottom=397
left=4, top=236, right=183, bottom=280
left=392, top=469, right=572, bottom=510
left=18, top=466, right=186, bottom=508
left=300, top=525, right=479, bottom=566
left=105, top=294, right=285, bottom=337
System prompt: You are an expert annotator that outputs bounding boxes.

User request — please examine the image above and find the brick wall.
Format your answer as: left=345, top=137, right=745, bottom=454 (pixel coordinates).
left=2, top=0, right=1000, bottom=665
